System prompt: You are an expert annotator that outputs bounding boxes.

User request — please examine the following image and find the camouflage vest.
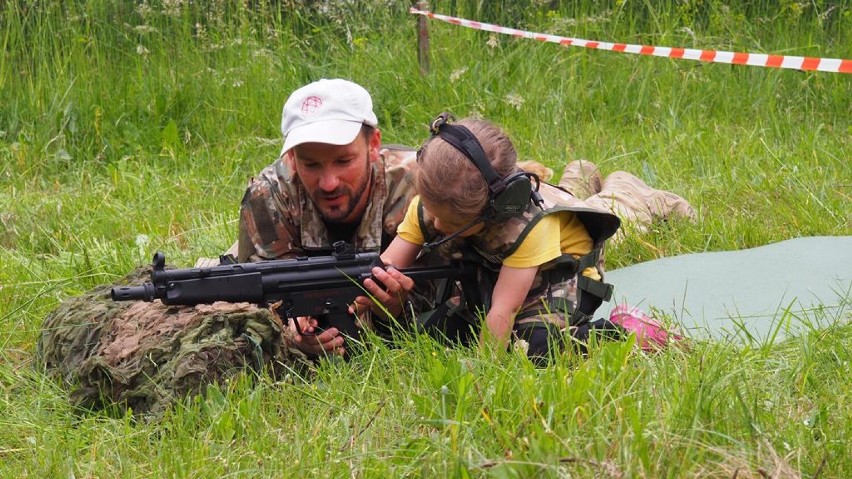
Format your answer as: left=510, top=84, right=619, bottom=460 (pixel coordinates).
left=239, top=147, right=418, bottom=261
left=419, top=182, right=620, bottom=322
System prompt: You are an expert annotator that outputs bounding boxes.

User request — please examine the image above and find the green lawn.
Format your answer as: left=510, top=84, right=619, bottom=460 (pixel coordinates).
left=1, top=1, right=850, bottom=477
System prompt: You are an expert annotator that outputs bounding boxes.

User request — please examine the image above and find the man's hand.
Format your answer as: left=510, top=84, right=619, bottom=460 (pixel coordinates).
left=289, top=317, right=346, bottom=357
left=354, top=266, right=415, bottom=320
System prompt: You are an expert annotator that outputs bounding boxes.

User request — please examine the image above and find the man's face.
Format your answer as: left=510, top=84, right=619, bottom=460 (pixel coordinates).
left=290, top=128, right=381, bottom=224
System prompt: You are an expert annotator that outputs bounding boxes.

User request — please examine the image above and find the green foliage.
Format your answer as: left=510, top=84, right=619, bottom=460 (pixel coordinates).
left=0, top=0, right=850, bottom=477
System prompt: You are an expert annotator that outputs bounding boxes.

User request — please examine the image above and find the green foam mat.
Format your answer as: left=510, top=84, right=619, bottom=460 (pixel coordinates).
left=604, top=236, right=851, bottom=343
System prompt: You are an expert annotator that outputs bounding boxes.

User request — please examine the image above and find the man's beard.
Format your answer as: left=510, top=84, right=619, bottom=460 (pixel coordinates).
left=313, top=158, right=372, bottom=224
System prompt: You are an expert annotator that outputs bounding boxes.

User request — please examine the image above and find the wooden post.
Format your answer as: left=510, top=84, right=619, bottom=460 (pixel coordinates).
left=416, top=1, right=430, bottom=76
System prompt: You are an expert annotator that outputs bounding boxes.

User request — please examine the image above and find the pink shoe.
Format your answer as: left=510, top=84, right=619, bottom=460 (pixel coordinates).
left=609, top=304, right=682, bottom=351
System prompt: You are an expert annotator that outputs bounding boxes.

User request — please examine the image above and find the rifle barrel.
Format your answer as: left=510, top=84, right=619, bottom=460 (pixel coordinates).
left=111, top=283, right=157, bottom=302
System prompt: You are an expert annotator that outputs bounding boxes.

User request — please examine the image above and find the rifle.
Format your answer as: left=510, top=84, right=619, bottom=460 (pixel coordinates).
left=111, top=241, right=478, bottom=349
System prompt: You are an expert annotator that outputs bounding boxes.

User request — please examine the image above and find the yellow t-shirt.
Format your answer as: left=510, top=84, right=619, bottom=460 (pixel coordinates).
left=397, top=196, right=599, bottom=279
left=396, top=196, right=429, bottom=245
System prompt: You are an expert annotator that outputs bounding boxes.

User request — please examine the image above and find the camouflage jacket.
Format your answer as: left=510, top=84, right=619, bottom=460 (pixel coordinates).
left=238, top=147, right=418, bottom=262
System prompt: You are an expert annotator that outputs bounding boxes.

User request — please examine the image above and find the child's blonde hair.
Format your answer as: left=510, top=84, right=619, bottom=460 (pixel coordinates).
left=417, top=118, right=517, bottom=219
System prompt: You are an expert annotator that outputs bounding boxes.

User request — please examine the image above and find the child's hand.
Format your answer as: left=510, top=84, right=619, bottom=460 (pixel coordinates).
left=356, top=266, right=415, bottom=319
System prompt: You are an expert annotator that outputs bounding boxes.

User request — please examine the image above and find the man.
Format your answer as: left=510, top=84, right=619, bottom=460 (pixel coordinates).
left=236, top=78, right=423, bottom=357
left=36, top=78, right=421, bottom=415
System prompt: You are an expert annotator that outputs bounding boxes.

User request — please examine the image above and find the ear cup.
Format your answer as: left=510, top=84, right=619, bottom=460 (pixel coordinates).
left=486, top=173, right=533, bottom=221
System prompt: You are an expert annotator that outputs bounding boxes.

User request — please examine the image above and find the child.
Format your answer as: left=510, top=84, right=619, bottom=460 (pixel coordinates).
left=358, top=114, right=622, bottom=363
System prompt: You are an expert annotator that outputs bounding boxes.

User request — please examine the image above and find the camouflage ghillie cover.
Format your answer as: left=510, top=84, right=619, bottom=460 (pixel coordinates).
left=36, top=267, right=313, bottom=417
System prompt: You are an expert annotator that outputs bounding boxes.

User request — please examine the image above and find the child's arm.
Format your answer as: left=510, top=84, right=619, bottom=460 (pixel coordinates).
left=379, top=235, right=421, bottom=269
left=482, top=264, right=539, bottom=350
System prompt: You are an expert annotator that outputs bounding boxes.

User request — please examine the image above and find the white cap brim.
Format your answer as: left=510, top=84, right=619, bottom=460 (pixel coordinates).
left=281, top=120, right=363, bottom=155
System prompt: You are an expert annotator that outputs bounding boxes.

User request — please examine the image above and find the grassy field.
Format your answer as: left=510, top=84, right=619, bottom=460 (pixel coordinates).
left=1, top=1, right=850, bottom=477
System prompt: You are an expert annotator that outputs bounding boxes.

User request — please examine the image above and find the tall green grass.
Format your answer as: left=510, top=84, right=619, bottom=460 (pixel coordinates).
left=1, top=0, right=850, bottom=477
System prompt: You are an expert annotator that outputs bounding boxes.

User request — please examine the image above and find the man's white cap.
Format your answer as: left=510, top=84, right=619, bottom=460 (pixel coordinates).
left=280, top=79, right=378, bottom=154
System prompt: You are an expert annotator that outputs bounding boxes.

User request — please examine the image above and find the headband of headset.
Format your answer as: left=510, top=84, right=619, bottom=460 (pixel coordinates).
left=427, top=113, right=508, bottom=198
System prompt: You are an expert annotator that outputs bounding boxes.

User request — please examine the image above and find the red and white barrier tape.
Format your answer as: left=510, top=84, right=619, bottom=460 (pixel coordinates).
left=410, top=8, right=852, bottom=74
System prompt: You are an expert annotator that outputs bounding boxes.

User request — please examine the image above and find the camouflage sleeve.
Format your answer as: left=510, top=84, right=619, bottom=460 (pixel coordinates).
left=380, top=147, right=418, bottom=238
left=237, top=202, right=260, bottom=263
left=237, top=163, right=303, bottom=262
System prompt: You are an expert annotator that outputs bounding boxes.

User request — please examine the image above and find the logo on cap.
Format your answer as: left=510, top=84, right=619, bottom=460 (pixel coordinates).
left=301, top=96, right=323, bottom=115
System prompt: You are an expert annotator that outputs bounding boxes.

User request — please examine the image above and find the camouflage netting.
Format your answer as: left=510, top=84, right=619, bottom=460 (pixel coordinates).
left=36, top=266, right=314, bottom=417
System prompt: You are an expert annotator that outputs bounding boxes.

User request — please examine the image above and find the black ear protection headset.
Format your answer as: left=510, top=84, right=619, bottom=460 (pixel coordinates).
left=419, top=113, right=544, bottom=251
